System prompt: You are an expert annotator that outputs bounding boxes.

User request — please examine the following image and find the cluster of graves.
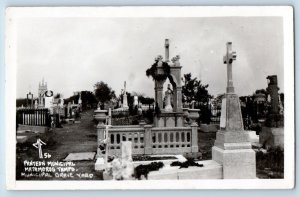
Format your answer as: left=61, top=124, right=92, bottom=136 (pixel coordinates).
left=93, top=39, right=284, bottom=180
left=15, top=39, right=284, bottom=180
left=16, top=80, right=83, bottom=143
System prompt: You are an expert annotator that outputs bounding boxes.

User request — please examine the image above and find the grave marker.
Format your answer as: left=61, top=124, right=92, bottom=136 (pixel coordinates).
left=212, top=42, right=256, bottom=179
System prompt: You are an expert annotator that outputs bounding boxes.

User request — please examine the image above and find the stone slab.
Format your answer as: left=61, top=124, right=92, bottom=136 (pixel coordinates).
left=17, top=136, right=28, bottom=143
left=148, top=169, right=178, bottom=180
left=178, top=160, right=222, bottom=179
left=64, top=152, right=96, bottom=161
left=148, top=160, right=223, bottom=180
left=17, top=130, right=31, bottom=134
left=18, top=125, right=48, bottom=133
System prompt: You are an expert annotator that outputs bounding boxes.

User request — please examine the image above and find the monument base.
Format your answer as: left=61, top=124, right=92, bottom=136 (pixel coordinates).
left=212, top=145, right=256, bottom=179
left=259, top=127, right=284, bottom=149
left=154, top=112, right=184, bottom=127
left=212, top=130, right=256, bottom=179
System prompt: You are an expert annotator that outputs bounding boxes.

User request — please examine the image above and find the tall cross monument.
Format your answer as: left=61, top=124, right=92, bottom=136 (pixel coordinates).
left=212, top=42, right=256, bottom=179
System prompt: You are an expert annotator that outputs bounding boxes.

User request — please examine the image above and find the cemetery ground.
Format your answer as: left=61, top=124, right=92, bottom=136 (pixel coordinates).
left=16, top=109, right=283, bottom=180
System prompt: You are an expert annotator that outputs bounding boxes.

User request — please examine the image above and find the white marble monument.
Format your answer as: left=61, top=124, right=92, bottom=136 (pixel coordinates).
left=212, top=42, right=256, bottom=179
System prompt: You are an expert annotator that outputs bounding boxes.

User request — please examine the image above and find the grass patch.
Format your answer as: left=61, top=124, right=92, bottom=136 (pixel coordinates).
left=256, top=147, right=284, bottom=178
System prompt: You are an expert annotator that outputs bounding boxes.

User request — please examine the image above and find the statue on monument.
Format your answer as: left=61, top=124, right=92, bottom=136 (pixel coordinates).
left=164, top=84, right=173, bottom=112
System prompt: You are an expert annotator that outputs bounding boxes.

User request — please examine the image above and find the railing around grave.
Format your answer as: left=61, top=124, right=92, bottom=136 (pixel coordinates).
left=151, top=127, right=192, bottom=154
left=108, top=126, right=145, bottom=155
left=16, top=108, right=51, bottom=127
left=97, top=124, right=198, bottom=156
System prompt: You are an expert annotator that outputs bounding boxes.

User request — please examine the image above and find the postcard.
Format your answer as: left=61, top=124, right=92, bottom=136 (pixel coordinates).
left=5, top=6, right=294, bottom=190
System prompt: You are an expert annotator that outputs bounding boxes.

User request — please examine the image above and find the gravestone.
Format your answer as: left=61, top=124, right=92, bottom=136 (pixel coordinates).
left=259, top=75, right=284, bottom=148
left=212, top=42, right=256, bottom=179
left=119, top=141, right=134, bottom=179
left=34, top=100, right=38, bottom=109
left=133, top=96, right=138, bottom=106
left=122, top=81, right=129, bottom=109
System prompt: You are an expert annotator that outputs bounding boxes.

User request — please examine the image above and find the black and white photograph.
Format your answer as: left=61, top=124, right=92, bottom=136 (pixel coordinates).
left=5, top=6, right=294, bottom=189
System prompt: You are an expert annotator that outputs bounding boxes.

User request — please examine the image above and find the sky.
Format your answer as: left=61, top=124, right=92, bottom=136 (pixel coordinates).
left=16, top=17, right=284, bottom=99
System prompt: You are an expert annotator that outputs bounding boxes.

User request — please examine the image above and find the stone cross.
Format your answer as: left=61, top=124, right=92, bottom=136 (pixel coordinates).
left=223, top=42, right=237, bottom=93
left=32, top=138, right=46, bottom=159
left=124, top=81, right=126, bottom=92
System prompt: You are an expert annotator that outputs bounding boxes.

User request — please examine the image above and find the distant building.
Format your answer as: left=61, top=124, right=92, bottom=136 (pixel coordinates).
left=38, top=78, right=48, bottom=108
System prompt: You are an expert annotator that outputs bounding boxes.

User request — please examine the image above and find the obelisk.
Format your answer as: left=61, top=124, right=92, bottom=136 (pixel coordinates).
left=212, top=42, right=256, bottom=179
left=122, top=81, right=129, bottom=109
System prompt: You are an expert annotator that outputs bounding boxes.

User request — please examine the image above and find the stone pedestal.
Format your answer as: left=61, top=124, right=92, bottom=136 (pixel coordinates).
left=212, top=94, right=256, bottom=179
left=259, top=127, right=284, bottom=149
left=212, top=131, right=256, bottom=179
left=212, top=145, right=256, bottom=179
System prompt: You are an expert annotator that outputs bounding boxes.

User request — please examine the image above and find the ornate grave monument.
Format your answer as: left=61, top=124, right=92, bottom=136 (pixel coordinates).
left=259, top=75, right=284, bottom=148
left=212, top=42, right=256, bottom=179
left=152, top=39, right=184, bottom=127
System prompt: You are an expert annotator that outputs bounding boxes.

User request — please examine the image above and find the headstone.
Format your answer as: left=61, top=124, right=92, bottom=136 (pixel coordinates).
left=44, top=96, right=53, bottom=109
left=68, top=102, right=72, bottom=118
left=78, top=92, right=82, bottom=104
left=212, top=42, right=256, bottom=179
left=133, top=96, right=138, bottom=106
left=120, top=141, right=134, bottom=179
left=34, top=100, right=38, bottom=109
left=259, top=75, right=284, bottom=148
left=122, top=81, right=129, bottom=109
left=121, top=141, right=132, bottom=162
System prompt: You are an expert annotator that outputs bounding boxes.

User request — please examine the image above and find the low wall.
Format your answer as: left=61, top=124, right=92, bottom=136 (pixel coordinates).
left=97, top=124, right=198, bottom=157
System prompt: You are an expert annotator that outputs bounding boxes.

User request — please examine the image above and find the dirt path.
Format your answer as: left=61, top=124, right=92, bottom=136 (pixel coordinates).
left=16, top=109, right=102, bottom=180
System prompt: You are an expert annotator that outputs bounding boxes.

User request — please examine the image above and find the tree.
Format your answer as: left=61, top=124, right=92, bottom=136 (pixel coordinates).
left=182, top=73, right=212, bottom=124
left=94, top=81, right=116, bottom=105
left=182, top=73, right=211, bottom=105
left=16, top=98, right=27, bottom=107
left=80, top=91, right=97, bottom=109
